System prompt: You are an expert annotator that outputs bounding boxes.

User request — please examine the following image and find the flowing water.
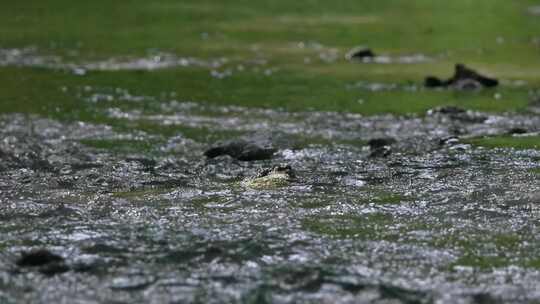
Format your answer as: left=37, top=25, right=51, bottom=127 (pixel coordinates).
left=1, top=51, right=540, bottom=304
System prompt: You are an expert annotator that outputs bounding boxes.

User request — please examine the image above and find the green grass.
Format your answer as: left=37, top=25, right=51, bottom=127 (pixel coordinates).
left=370, top=192, right=407, bottom=205
left=448, top=234, right=522, bottom=270
left=303, top=212, right=536, bottom=270
left=451, top=254, right=510, bottom=270
left=1, top=0, right=540, bottom=119
left=302, top=213, right=399, bottom=240
left=464, top=135, right=540, bottom=150
left=2, top=0, right=540, bottom=63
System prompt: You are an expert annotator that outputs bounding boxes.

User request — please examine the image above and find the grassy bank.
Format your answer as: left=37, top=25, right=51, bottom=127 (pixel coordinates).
left=1, top=0, right=540, bottom=116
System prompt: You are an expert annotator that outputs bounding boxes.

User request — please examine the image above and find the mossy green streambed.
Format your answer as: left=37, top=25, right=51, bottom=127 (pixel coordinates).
left=1, top=1, right=540, bottom=303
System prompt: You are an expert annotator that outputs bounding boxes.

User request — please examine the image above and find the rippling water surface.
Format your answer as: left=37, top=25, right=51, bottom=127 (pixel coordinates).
left=1, top=84, right=540, bottom=303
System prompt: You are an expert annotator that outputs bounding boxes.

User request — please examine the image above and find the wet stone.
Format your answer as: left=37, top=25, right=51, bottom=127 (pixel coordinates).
left=367, top=137, right=397, bottom=150
left=242, top=164, right=295, bottom=188
left=507, top=127, right=528, bottom=135
left=345, top=47, right=376, bottom=62
left=204, top=133, right=295, bottom=161
left=205, top=139, right=276, bottom=161
left=424, top=63, right=498, bottom=90
left=367, top=137, right=396, bottom=158
left=16, top=249, right=64, bottom=267
left=369, top=146, right=392, bottom=158
left=16, top=249, right=69, bottom=276
left=453, top=64, right=498, bottom=87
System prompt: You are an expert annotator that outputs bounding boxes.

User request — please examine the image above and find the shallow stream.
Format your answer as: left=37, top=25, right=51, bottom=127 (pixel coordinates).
left=1, top=85, right=540, bottom=303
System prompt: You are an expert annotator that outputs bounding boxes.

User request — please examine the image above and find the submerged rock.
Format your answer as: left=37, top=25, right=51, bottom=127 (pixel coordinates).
left=369, top=146, right=392, bottom=158
left=0, top=148, right=17, bottom=171
left=241, top=165, right=295, bottom=189
left=367, top=137, right=396, bottom=150
left=425, top=64, right=498, bottom=90
left=367, top=138, right=395, bottom=158
left=16, top=249, right=69, bottom=276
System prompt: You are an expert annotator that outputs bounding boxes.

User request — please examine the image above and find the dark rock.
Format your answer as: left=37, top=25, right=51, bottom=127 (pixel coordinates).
left=424, top=76, right=445, bottom=88
left=39, top=262, right=70, bottom=276
left=16, top=249, right=69, bottom=276
left=204, top=139, right=276, bottom=161
left=508, top=127, right=528, bottom=135
left=367, top=137, right=396, bottom=150
left=453, top=64, right=498, bottom=87
left=367, top=137, right=395, bottom=158
left=369, top=146, right=392, bottom=158
left=424, top=63, right=498, bottom=90
left=16, top=249, right=64, bottom=267
left=346, top=47, right=376, bottom=61
left=205, top=133, right=295, bottom=161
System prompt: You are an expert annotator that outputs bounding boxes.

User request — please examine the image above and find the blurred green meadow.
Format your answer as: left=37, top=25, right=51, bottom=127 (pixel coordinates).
left=1, top=0, right=540, bottom=119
